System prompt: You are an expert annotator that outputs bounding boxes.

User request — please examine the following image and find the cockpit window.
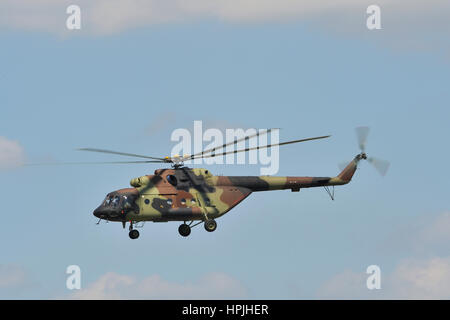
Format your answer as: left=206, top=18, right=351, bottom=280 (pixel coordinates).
left=111, top=196, right=120, bottom=207
left=102, top=193, right=137, bottom=211
left=104, top=196, right=112, bottom=206
left=103, top=195, right=121, bottom=207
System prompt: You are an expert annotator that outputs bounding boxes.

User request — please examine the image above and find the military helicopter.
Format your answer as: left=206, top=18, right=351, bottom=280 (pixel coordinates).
left=73, top=127, right=388, bottom=239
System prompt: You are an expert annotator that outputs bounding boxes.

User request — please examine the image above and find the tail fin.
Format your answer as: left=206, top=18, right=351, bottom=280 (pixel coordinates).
left=332, top=153, right=366, bottom=185
left=337, top=159, right=358, bottom=183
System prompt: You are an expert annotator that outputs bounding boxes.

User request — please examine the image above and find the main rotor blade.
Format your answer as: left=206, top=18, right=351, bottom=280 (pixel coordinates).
left=24, top=160, right=165, bottom=166
left=368, top=157, right=390, bottom=176
left=191, top=135, right=331, bottom=160
left=188, top=128, right=278, bottom=159
left=77, top=148, right=167, bottom=161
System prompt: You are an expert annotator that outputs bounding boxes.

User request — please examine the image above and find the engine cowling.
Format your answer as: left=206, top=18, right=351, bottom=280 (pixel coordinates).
left=130, top=175, right=150, bottom=187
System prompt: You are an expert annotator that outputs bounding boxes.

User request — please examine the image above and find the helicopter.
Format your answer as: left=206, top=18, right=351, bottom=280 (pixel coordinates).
left=77, top=127, right=389, bottom=239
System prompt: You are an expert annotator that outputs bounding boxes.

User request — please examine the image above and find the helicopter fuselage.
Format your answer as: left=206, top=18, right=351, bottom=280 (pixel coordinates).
left=93, top=162, right=357, bottom=224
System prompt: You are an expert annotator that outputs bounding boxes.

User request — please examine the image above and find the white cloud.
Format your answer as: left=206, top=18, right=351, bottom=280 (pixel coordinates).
left=70, top=271, right=247, bottom=299
left=144, top=111, right=177, bottom=136
left=318, top=257, right=450, bottom=299
left=318, top=211, right=450, bottom=299
left=0, top=0, right=448, bottom=37
left=317, top=269, right=372, bottom=299
left=1, top=0, right=449, bottom=57
left=419, top=212, right=450, bottom=246
left=383, top=211, right=450, bottom=255
left=0, top=264, right=29, bottom=289
left=0, top=136, right=26, bottom=170
left=0, top=0, right=364, bottom=34
left=390, top=257, right=450, bottom=299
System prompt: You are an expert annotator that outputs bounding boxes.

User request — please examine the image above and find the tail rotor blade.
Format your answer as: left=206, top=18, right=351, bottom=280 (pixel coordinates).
left=368, top=157, right=390, bottom=176
left=355, top=126, right=370, bottom=152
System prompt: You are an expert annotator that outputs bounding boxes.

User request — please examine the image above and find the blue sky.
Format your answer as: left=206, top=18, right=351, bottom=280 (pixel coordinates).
left=0, top=1, right=450, bottom=299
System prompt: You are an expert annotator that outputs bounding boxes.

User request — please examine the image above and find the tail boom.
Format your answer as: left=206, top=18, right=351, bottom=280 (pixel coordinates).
left=213, top=154, right=363, bottom=192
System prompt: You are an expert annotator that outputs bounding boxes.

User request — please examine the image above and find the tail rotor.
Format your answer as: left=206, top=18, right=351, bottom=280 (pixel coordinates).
left=339, top=127, right=390, bottom=176
left=367, top=156, right=390, bottom=176
left=355, top=126, right=370, bottom=152
left=355, top=126, right=390, bottom=176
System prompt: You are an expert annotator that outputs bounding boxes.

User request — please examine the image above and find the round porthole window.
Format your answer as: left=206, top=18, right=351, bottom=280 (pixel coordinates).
left=180, top=198, right=186, bottom=205
left=144, top=199, right=150, bottom=205
left=191, top=199, right=196, bottom=205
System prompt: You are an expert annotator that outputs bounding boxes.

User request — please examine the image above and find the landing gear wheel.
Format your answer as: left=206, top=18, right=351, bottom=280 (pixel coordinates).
left=178, top=224, right=191, bottom=237
left=204, top=219, right=217, bottom=232
left=129, top=229, right=139, bottom=239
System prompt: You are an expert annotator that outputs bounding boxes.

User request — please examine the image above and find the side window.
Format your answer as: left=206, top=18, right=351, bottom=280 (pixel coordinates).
left=167, top=175, right=177, bottom=186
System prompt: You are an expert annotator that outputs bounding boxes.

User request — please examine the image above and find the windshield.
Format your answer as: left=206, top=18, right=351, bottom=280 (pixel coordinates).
left=103, top=195, right=121, bottom=208
left=102, top=194, right=137, bottom=208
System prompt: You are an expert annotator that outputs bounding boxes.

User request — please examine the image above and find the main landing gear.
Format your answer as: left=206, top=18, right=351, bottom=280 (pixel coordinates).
left=178, top=219, right=217, bottom=237
left=178, top=223, right=191, bottom=237
left=125, top=220, right=217, bottom=239
left=204, top=219, right=217, bottom=232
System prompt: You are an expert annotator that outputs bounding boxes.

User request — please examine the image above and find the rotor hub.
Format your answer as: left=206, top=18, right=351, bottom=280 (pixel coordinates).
left=356, top=152, right=367, bottom=161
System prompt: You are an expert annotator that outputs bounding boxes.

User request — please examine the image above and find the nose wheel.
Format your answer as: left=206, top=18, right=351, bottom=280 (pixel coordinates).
left=129, top=229, right=139, bottom=239
left=128, top=222, right=139, bottom=239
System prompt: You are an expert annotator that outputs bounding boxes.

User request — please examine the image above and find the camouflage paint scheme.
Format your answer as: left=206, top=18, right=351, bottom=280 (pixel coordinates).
left=93, top=154, right=363, bottom=224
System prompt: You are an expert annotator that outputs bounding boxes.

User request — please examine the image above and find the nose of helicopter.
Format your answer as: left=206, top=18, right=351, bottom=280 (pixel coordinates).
left=93, top=206, right=121, bottom=219
left=93, top=207, right=102, bottom=218
left=93, top=206, right=112, bottom=219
